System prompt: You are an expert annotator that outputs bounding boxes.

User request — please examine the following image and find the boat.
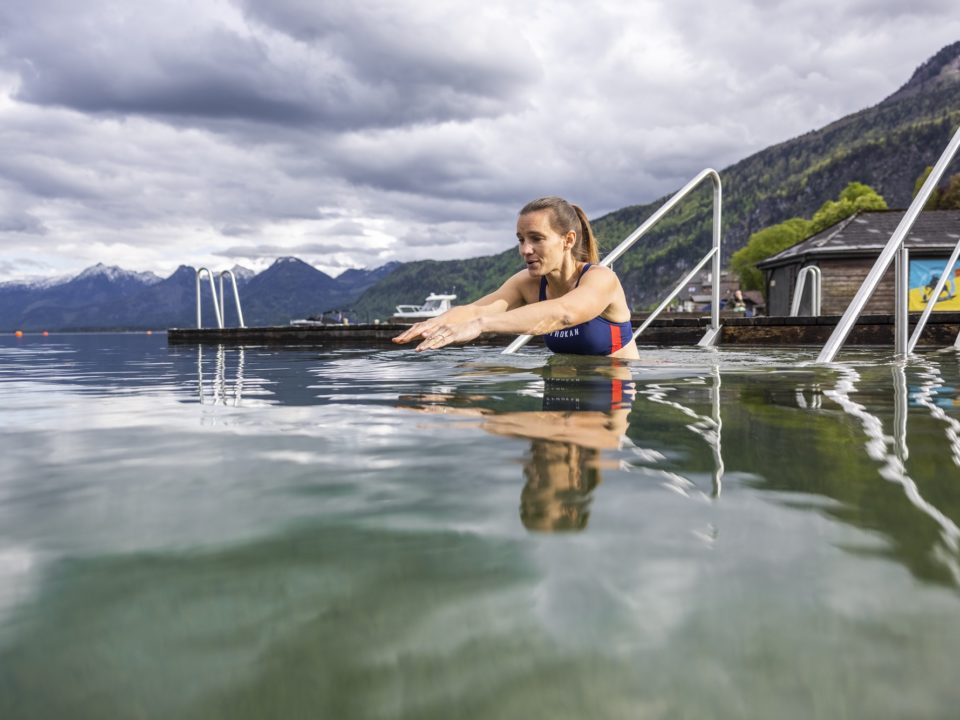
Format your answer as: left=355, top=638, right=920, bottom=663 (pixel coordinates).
left=392, top=293, right=456, bottom=322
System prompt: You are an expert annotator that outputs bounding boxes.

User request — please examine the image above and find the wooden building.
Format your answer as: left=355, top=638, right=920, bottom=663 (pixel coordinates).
left=757, top=210, right=960, bottom=316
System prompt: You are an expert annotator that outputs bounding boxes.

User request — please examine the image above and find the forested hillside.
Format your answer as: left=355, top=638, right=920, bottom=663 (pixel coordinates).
left=353, top=42, right=960, bottom=318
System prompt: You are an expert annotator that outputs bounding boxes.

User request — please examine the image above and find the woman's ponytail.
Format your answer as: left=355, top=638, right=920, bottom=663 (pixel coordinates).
left=571, top=204, right=599, bottom=264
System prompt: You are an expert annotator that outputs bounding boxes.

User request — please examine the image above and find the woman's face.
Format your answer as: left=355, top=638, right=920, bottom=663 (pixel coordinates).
left=516, top=210, right=574, bottom=276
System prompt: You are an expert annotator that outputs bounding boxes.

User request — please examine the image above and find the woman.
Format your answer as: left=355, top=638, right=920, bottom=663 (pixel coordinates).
left=393, top=197, right=640, bottom=359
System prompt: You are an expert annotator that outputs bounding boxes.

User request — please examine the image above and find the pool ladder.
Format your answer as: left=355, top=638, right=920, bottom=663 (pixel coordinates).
left=818, top=124, right=960, bottom=362
left=195, top=268, right=246, bottom=329
left=790, top=266, right=822, bottom=317
left=503, top=168, right=724, bottom=354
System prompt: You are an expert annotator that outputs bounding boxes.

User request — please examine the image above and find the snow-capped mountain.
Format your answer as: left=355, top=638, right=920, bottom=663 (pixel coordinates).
left=0, top=274, right=73, bottom=290
left=74, top=263, right=162, bottom=285
left=0, top=259, right=398, bottom=330
left=228, top=265, right=255, bottom=284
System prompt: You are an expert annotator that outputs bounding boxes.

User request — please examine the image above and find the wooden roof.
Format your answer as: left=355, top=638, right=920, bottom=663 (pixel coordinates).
left=756, top=209, right=960, bottom=269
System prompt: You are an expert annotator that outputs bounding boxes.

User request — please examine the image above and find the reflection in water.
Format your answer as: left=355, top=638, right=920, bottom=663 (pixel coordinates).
left=913, top=352, right=960, bottom=468
left=400, top=361, right=636, bottom=533
left=825, top=363, right=960, bottom=584
left=198, top=345, right=245, bottom=406
left=638, top=364, right=724, bottom=497
left=519, top=441, right=600, bottom=532
left=400, top=359, right=729, bottom=532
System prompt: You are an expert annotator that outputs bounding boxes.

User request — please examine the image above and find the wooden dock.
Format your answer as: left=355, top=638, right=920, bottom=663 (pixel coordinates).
left=167, top=312, right=960, bottom=347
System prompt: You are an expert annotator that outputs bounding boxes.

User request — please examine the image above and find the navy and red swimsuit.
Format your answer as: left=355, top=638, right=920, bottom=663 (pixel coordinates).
left=538, top=263, right=634, bottom=355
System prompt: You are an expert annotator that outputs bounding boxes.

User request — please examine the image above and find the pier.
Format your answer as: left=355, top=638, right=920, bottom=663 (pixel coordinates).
left=167, top=312, right=960, bottom=347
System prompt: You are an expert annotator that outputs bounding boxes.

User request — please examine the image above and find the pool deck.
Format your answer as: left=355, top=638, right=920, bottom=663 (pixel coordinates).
left=167, top=312, right=960, bottom=347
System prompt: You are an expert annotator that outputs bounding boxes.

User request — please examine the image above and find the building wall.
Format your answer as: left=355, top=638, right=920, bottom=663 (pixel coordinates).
left=820, top=259, right=898, bottom=315
left=764, top=259, right=905, bottom=316
left=765, top=266, right=795, bottom=316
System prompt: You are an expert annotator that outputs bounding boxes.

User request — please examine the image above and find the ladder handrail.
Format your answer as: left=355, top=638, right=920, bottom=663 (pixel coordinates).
left=195, top=268, right=223, bottom=329
left=632, top=247, right=717, bottom=338
left=817, top=125, right=960, bottom=363
left=218, top=270, right=246, bottom=328
left=907, top=238, right=960, bottom=352
left=502, top=168, right=723, bottom=354
left=790, top=266, right=822, bottom=316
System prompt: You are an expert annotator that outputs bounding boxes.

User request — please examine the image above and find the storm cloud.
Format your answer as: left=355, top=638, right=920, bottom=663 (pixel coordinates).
left=0, top=0, right=958, bottom=281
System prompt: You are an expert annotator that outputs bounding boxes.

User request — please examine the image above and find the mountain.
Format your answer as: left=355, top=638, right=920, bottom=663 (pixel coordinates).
left=353, top=41, right=960, bottom=317
left=0, top=259, right=399, bottom=330
left=228, top=265, right=255, bottom=284
left=336, top=261, right=401, bottom=297
left=2, top=264, right=163, bottom=330
left=237, top=257, right=344, bottom=326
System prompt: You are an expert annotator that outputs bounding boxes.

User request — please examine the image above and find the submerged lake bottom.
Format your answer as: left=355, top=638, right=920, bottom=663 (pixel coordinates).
left=1, top=334, right=960, bottom=719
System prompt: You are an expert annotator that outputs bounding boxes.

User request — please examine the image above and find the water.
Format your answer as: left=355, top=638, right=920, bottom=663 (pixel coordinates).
left=1, top=333, right=960, bottom=719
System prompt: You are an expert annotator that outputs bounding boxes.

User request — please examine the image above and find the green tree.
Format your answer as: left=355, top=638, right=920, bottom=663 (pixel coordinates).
left=731, top=181, right=887, bottom=290
left=809, top=182, right=888, bottom=234
left=936, top=174, right=960, bottom=209
left=731, top=217, right=811, bottom=290
left=911, top=167, right=960, bottom=209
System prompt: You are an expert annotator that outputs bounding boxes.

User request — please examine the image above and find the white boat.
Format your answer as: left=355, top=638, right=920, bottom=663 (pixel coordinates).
left=393, top=293, right=456, bottom=321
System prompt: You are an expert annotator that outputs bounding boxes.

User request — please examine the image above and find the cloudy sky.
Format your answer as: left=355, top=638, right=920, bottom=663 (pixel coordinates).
left=1, top=0, right=959, bottom=282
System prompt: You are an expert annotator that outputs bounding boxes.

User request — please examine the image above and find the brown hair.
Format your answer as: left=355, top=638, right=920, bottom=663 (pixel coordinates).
left=519, top=196, right=599, bottom=263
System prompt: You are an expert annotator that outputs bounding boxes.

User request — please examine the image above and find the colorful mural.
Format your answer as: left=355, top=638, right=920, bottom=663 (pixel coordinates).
left=908, top=258, right=960, bottom=311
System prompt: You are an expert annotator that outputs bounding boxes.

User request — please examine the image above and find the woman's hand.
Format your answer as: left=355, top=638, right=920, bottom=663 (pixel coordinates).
left=413, top=319, right=483, bottom=351
left=392, top=305, right=481, bottom=345
left=392, top=317, right=445, bottom=345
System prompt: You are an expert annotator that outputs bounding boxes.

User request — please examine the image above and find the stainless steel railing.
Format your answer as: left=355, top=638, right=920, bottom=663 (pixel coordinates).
left=501, top=168, right=723, bottom=354
left=196, top=268, right=223, bottom=329
left=218, top=270, right=246, bottom=328
left=195, top=268, right=246, bottom=329
left=790, top=265, right=821, bottom=316
left=817, top=125, right=960, bottom=362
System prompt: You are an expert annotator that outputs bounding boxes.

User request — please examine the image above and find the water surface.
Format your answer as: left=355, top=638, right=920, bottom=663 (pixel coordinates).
left=1, top=334, right=959, bottom=719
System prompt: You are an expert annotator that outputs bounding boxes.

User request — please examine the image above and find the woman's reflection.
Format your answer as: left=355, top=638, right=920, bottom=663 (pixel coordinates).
left=519, top=440, right=601, bottom=532
left=400, top=360, right=635, bottom=533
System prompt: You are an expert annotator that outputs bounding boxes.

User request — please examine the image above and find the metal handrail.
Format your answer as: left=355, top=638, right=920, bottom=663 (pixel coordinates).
left=817, top=125, right=960, bottom=362
left=196, top=268, right=223, bottom=329
left=502, top=168, right=723, bottom=354
left=907, top=238, right=960, bottom=352
left=632, top=247, right=717, bottom=338
left=790, top=265, right=822, bottom=316
left=218, top=270, right=246, bottom=328
left=894, top=247, right=909, bottom=355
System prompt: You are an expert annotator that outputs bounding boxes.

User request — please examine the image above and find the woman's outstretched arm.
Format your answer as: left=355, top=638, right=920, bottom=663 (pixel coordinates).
left=410, top=266, right=619, bottom=352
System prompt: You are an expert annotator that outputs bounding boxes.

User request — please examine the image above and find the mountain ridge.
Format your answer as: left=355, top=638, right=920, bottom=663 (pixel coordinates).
left=0, top=259, right=398, bottom=330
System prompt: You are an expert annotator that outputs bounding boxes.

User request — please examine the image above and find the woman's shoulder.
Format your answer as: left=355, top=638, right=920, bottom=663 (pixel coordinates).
left=501, top=268, right=540, bottom=302
left=581, top=263, right=620, bottom=285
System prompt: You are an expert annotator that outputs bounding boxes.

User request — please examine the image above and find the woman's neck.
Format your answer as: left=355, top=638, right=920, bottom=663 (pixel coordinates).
left=545, top=256, right=583, bottom=294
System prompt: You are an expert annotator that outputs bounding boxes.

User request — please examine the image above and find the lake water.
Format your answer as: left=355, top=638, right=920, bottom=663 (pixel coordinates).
left=1, top=333, right=960, bottom=719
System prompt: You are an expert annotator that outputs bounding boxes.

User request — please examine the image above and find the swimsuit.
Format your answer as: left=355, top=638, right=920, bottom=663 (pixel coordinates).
left=538, top=264, right=634, bottom=355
